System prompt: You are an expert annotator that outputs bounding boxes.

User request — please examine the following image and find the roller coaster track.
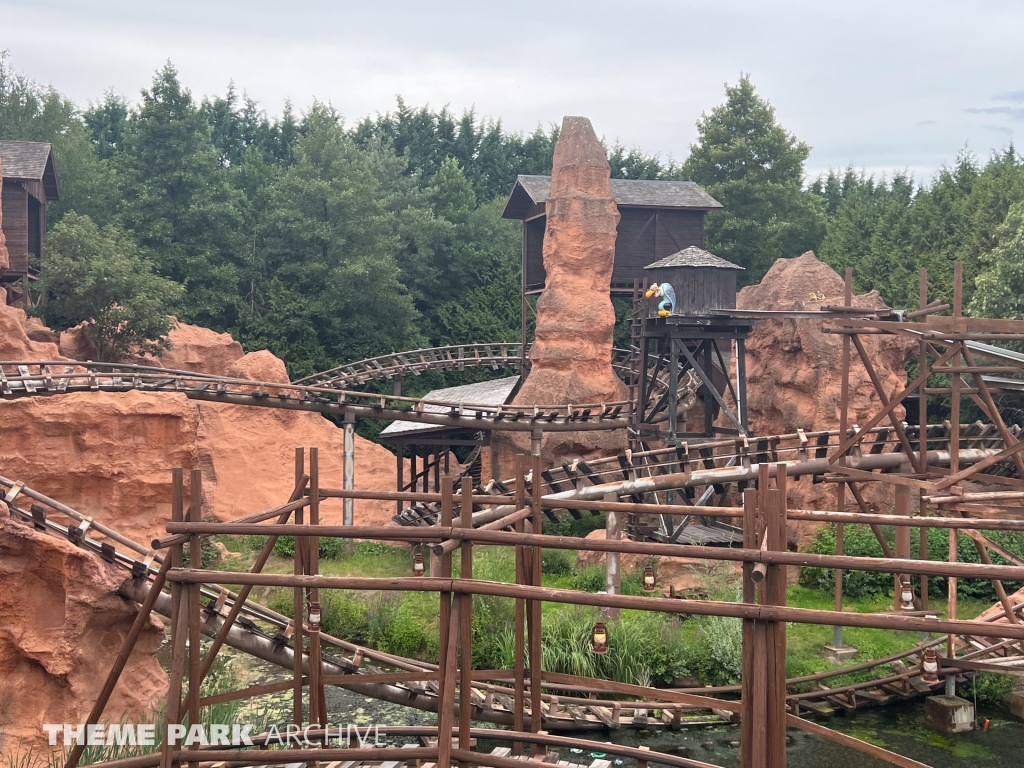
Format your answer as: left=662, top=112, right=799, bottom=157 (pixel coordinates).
left=394, top=421, right=1023, bottom=544
left=292, top=343, right=696, bottom=410
left=4, top=473, right=1020, bottom=729
left=0, top=361, right=630, bottom=432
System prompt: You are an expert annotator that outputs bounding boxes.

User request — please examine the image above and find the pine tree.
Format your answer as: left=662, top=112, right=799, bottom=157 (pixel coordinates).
left=679, top=75, right=825, bottom=282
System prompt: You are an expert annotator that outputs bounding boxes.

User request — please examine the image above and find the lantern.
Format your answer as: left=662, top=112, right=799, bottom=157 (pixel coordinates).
left=642, top=566, right=656, bottom=593
left=413, top=552, right=426, bottom=577
left=900, top=577, right=915, bottom=611
left=308, top=602, right=322, bottom=630
left=921, top=648, right=940, bottom=684
left=591, top=622, right=609, bottom=655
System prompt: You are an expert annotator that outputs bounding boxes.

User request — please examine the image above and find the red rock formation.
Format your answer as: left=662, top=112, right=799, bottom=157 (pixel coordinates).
left=130, top=318, right=244, bottom=374
left=0, top=511, right=168, bottom=761
left=227, top=349, right=289, bottom=384
left=498, top=117, right=628, bottom=468
left=0, top=390, right=402, bottom=547
left=515, top=116, right=625, bottom=407
left=0, top=156, right=9, bottom=274
left=0, top=288, right=66, bottom=359
left=737, top=252, right=914, bottom=541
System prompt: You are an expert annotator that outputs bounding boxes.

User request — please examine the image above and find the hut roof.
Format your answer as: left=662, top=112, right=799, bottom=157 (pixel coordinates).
left=380, top=376, right=521, bottom=438
left=0, top=140, right=59, bottom=200
left=644, top=246, right=743, bottom=271
left=502, top=175, right=722, bottom=219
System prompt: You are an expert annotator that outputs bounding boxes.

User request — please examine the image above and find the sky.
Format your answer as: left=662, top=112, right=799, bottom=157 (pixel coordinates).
left=2, top=0, right=1023, bottom=184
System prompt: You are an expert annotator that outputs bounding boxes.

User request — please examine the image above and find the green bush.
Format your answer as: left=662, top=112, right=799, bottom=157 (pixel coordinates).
left=541, top=549, right=575, bottom=575
left=569, top=565, right=606, bottom=592
left=272, top=535, right=343, bottom=560
left=320, top=591, right=369, bottom=643
left=799, top=524, right=1024, bottom=601
left=973, top=672, right=1017, bottom=707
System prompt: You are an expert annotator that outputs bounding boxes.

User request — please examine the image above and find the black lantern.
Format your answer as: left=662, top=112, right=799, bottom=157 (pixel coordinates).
left=591, top=622, right=609, bottom=655
left=308, top=601, right=322, bottom=631
left=413, top=552, right=426, bottom=577
left=642, top=566, right=656, bottom=593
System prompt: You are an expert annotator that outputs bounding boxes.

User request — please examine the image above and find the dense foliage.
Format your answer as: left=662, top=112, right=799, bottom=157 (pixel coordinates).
left=4, top=54, right=1024, bottom=379
left=800, top=524, right=1024, bottom=601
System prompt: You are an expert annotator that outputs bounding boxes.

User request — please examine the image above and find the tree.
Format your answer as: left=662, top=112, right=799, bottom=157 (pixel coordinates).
left=36, top=213, right=183, bottom=361
left=969, top=201, right=1024, bottom=322
left=243, top=105, right=424, bottom=377
left=116, top=62, right=244, bottom=328
left=679, top=75, right=825, bottom=282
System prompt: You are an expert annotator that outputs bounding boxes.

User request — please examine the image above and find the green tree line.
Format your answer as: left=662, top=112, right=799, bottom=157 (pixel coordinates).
left=3, top=54, right=1024, bottom=375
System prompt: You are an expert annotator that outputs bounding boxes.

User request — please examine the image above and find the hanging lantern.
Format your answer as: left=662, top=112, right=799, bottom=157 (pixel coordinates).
left=591, top=622, right=609, bottom=655
left=308, top=601, right=322, bottom=630
left=921, top=648, right=940, bottom=684
left=900, top=578, right=915, bottom=611
left=642, top=566, right=656, bottom=593
left=413, top=552, right=426, bottom=577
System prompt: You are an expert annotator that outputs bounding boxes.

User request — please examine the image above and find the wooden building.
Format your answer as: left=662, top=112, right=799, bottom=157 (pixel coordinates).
left=501, top=175, right=722, bottom=294
left=0, top=141, right=60, bottom=296
left=643, top=246, right=743, bottom=317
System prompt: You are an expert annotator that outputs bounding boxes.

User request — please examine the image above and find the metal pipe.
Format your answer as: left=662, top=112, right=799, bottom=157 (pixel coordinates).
left=343, top=413, right=355, bottom=526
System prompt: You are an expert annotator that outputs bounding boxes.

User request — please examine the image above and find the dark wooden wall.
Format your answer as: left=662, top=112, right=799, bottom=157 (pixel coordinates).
left=523, top=208, right=705, bottom=292
left=2, top=181, right=29, bottom=276
left=647, top=266, right=737, bottom=317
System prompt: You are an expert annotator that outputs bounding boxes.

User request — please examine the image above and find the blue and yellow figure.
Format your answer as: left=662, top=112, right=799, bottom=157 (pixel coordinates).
left=645, top=283, right=676, bottom=317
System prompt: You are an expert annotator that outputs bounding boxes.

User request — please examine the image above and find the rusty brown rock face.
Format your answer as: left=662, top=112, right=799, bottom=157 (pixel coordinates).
left=497, top=117, right=628, bottom=468
left=515, top=116, right=627, bottom=408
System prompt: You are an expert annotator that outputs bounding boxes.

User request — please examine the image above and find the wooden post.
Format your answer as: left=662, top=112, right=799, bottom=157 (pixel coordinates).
left=951, top=262, right=962, bottom=480
left=765, top=465, right=788, bottom=768
left=439, top=475, right=454, bottom=700
left=513, top=455, right=527, bottom=755
left=293, top=448, right=305, bottom=726
left=529, top=436, right=543, bottom=751
left=895, top=485, right=911, bottom=611
left=833, top=268, right=852, bottom=650
left=161, top=468, right=186, bottom=768
left=741, top=487, right=766, bottom=768
left=918, top=269, right=930, bottom=609
left=186, top=470, right=202, bottom=768
left=308, top=447, right=326, bottom=726
left=438, top=598, right=461, bottom=768
left=605, top=491, right=621, bottom=620
left=947, top=528, right=958, bottom=661
left=459, top=478, right=474, bottom=760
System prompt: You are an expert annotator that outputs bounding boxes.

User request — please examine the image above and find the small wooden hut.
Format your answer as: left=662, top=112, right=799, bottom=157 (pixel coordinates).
left=0, top=141, right=60, bottom=299
left=643, top=246, right=743, bottom=318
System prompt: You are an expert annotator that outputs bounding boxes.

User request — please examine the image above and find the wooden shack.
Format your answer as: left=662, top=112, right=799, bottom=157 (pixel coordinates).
left=643, top=246, right=743, bottom=318
left=0, top=141, right=59, bottom=290
left=501, top=175, right=722, bottom=294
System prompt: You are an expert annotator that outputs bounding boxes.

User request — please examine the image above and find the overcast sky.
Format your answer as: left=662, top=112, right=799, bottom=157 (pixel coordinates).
left=3, top=0, right=1023, bottom=184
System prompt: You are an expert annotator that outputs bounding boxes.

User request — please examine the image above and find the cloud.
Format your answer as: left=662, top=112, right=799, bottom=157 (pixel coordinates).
left=916, top=120, right=937, bottom=126
left=994, top=90, right=1024, bottom=103
left=965, top=106, right=1024, bottom=121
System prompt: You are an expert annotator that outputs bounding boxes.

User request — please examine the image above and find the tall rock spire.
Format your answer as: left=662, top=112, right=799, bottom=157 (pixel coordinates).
left=514, top=116, right=627, bottom=407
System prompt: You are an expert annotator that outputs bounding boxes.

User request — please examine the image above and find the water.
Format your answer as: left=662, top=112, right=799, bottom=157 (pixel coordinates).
left=236, top=653, right=1024, bottom=767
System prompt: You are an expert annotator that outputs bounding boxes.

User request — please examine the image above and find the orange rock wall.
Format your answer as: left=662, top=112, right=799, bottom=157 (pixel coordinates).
left=737, top=252, right=914, bottom=538
left=0, top=512, right=168, bottom=760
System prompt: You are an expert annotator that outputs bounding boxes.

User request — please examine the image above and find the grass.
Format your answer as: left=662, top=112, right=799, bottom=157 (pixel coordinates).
left=201, top=533, right=1012, bottom=691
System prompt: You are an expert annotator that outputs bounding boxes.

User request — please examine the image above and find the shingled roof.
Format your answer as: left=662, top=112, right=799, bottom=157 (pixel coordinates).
left=644, top=246, right=743, bottom=270
left=0, top=140, right=59, bottom=200
left=502, top=175, right=721, bottom=219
